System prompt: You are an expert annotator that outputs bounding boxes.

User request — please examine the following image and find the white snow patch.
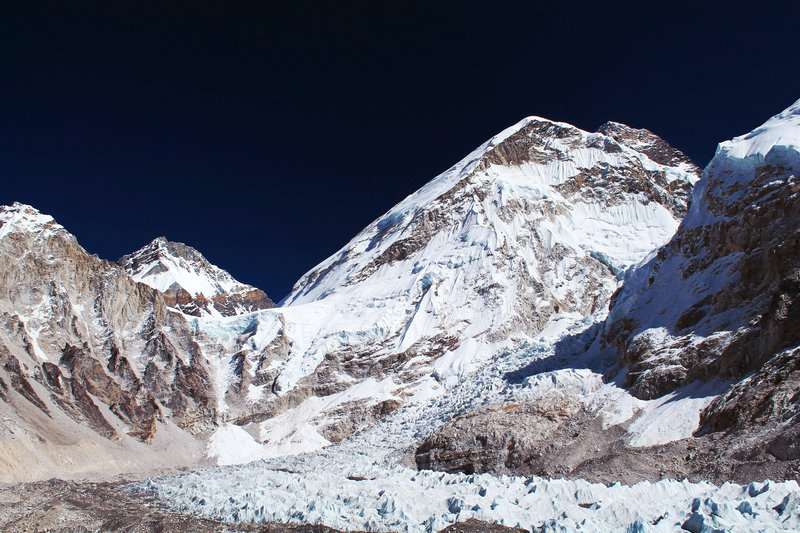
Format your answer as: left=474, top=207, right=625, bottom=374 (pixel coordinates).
left=627, top=380, right=727, bottom=447
left=247, top=384, right=266, bottom=403
left=206, top=425, right=268, bottom=466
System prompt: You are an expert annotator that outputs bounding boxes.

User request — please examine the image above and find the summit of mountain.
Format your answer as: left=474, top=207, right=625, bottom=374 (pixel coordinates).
left=119, top=237, right=274, bottom=318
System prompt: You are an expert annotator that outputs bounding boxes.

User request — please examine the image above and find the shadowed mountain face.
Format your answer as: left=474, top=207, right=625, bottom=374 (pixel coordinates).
left=2, top=100, right=797, bottom=531
left=599, top=99, right=800, bottom=465
left=603, top=100, right=800, bottom=406
left=6, top=99, right=800, bottom=533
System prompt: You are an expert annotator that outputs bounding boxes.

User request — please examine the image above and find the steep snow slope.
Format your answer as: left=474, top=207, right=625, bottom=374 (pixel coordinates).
left=203, top=117, right=699, bottom=458
left=120, top=237, right=274, bottom=318
left=285, top=117, right=696, bottom=305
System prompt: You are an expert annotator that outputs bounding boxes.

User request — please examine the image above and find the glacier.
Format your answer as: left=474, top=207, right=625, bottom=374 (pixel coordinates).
left=140, top=317, right=800, bottom=531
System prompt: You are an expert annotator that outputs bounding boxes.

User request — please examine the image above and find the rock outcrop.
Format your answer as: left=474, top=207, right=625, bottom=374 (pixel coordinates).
left=414, top=391, right=800, bottom=485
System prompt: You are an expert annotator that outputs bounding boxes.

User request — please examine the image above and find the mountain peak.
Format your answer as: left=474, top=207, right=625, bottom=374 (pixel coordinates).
left=712, top=97, right=800, bottom=170
left=481, top=116, right=698, bottom=176
left=596, top=120, right=697, bottom=170
left=134, top=236, right=211, bottom=266
left=685, top=97, right=800, bottom=228
left=1, top=202, right=56, bottom=227
left=0, top=202, right=71, bottom=246
left=119, top=238, right=274, bottom=318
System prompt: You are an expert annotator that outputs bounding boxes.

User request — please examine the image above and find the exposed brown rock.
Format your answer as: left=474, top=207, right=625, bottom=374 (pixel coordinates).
left=437, top=519, right=527, bottom=533
left=68, top=376, right=119, bottom=440
left=0, top=478, right=350, bottom=533
left=415, top=396, right=800, bottom=485
left=264, top=117, right=698, bottom=446
left=597, top=121, right=696, bottom=170
left=605, top=167, right=800, bottom=400
left=700, top=346, right=800, bottom=458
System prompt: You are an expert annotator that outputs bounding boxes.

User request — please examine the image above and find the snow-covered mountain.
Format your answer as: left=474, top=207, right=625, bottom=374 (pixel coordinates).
left=0, top=204, right=224, bottom=481
left=416, top=98, right=800, bottom=485
left=138, top=101, right=800, bottom=533
left=0, top=115, right=698, bottom=477
left=120, top=237, right=274, bottom=318
left=212, top=116, right=699, bottom=457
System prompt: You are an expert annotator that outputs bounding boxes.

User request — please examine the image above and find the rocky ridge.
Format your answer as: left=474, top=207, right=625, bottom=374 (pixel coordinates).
left=4, top=102, right=800, bottom=531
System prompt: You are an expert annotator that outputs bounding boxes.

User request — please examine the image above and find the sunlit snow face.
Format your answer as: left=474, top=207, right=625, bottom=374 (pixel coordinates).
left=179, top=115, right=700, bottom=461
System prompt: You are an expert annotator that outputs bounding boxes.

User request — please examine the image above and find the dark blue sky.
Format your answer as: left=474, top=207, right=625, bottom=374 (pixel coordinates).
left=1, top=2, right=798, bottom=300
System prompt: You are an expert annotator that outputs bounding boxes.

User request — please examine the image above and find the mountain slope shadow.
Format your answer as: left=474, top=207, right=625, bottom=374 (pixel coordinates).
left=502, top=321, right=611, bottom=385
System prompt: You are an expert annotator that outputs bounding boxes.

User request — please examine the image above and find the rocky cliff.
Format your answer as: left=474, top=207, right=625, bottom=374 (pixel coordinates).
left=0, top=204, right=220, bottom=481
left=604, top=100, right=800, bottom=401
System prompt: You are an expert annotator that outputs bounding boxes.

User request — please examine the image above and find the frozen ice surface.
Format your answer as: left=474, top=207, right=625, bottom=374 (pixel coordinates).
left=139, top=316, right=800, bottom=531
left=143, top=464, right=800, bottom=532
